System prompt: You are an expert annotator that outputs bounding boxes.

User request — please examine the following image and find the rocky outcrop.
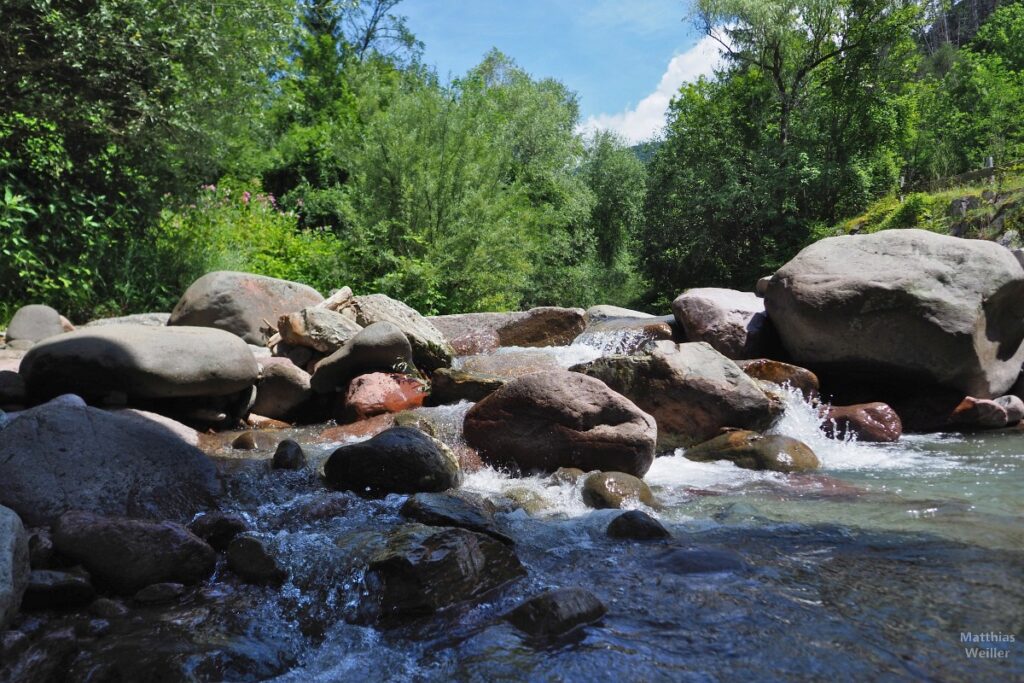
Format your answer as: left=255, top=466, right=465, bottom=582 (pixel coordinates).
left=310, top=322, right=414, bottom=393
left=504, top=588, right=606, bottom=637
left=20, top=324, right=259, bottom=404
left=168, top=271, right=323, bottom=345
left=823, top=403, right=902, bottom=442
left=463, top=370, right=657, bottom=476
left=684, top=430, right=820, bottom=472
left=277, top=307, right=362, bottom=354
left=323, top=427, right=461, bottom=496
left=339, top=294, right=453, bottom=370
left=5, top=304, right=66, bottom=343
left=52, top=511, right=216, bottom=594
left=363, top=524, right=525, bottom=620
left=574, top=341, right=783, bottom=449
left=764, top=229, right=1024, bottom=398
left=672, top=288, right=778, bottom=359
left=342, top=372, right=427, bottom=421
left=430, top=307, right=586, bottom=355
left=0, top=398, right=220, bottom=526
left=0, top=506, right=29, bottom=629
left=581, top=471, right=658, bottom=509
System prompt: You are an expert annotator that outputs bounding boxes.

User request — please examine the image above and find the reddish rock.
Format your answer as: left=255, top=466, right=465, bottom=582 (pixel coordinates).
left=950, top=396, right=1009, bottom=429
left=342, top=372, right=427, bottom=422
left=822, top=403, right=902, bottom=442
left=463, top=369, right=657, bottom=476
left=319, top=413, right=397, bottom=442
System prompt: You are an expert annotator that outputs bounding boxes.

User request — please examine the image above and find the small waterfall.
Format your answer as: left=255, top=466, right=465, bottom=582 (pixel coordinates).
left=570, top=328, right=654, bottom=355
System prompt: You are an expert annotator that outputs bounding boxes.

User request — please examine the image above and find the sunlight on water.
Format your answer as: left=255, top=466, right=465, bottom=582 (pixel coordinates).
left=571, top=328, right=654, bottom=355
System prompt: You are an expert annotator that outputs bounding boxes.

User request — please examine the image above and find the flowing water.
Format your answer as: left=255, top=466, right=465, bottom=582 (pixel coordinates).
left=8, top=333, right=1024, bottom=682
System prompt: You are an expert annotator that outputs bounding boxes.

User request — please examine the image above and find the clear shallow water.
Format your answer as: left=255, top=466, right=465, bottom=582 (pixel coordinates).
left=9, top=337, right=1024, bottom=681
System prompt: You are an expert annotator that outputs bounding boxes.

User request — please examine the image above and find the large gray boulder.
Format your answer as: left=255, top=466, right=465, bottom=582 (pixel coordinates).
left=0, top=398, right=220, bottom=526
left=430, top=307, right=586, bottom=355
left=672, top=288, right=777, bottom=359
left=765, top=229, right=1024, bottom=397
left=310, top=322, right=414, bottom=393
left=20, top=324, right=259, bottom=403
left=5, top=304, right=65, bottom=343
left=340, top=294, right=453, bottom=370
left=573, top=341, right=783, bottom=450
left=463, top=369, right=657, bottom=476
left=83, top=312, right=171, bottom=328
left=0, top=506, right=29, bottom=630
left=168, top=271, right=323, bottom=345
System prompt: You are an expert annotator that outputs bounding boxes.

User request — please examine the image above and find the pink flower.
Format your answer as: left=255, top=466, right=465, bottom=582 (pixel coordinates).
left=242, top=191, right=251, bottom=204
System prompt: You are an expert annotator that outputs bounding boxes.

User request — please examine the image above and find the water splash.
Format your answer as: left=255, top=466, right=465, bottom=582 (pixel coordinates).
left=571, top=328, right=654, bottom=355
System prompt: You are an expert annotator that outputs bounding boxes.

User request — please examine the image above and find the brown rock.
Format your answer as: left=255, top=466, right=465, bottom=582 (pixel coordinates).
left=581, top=471, right=658, bottom=509
left=672, top=288, right=779, bottom=359
left=342, top=372, right=427, bottom=422
left=463, top=369, right=657, bottom=476
left=684, top=430, right=820, bottom=473
left=950, top=396, right=1009, bottom=429
left=737, top=359, right=819, bottom=399
left=252, top=358, right=313, bottom=421
left=428, top=368, right=505, bottom=405
left=430, top=307, right=586, bottom=355
left=823, top=403, right=902, bottom=442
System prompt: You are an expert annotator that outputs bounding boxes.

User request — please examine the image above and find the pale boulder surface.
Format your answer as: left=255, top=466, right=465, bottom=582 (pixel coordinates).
left=574, top=341, right=783, bottom=450
left=672, top=288, right=778, bottom=359
left=5, top=304, right=66, bottom=343
left=764, top=229, right=1024, bottom=397
left=429, top=307, right=586, bottom=355
left=0, top=399, right=220, bottom=526
left=20, top=324, right=259, bottom=403
left=168, top=271, right=323, bottom=345
left=0, top=506, right=29, bottom=630
left=463, top=369, right=657, bottom=477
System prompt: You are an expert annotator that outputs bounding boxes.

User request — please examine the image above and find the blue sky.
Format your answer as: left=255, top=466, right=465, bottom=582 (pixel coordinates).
left=401, top=0, right=723, bottom=142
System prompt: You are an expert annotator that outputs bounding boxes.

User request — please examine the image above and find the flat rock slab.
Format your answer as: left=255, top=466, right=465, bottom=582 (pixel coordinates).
left=20, top=324, right=259, bottom=402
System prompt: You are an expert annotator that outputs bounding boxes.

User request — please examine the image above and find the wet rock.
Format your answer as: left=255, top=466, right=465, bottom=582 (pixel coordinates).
left=501, top=487, right=549, bottom=515
left=607, top=510, right=671, bottom=540
left=504, top=587, right=607, bottom=637
left=272, top=439, right=307, bottom=470
left=994, top=395, right=1024, bottom=424
left=656, top=548, right=745, bottom=574
left=574, top=341, right=783, bottom=449
left=134, top=582, right=186, bottom=605
left=464, top=369, right=657, bottom=477
left=20, top=324, right=259, bottom=404
left=363, top=524, right=525, bottom=620
left=21, top=570, right=95, bottom=609
left=83, top=312, right=171, bottom=328
left=0, top=399, right=220, bottom=526
left=823, top=403, right=902, bottom=442
left=0, top=370, right=26, bottom=406
left=340, top=294, right=453, bottom=371
left=232, top=431, right=258, bottom=450
left=188, top=512, right=251, bottom=551
left=342, top=372, right=427, bottom=421
left=323, top=427, right=461, bottom=497
left=227, top=534, right=287, bottom=584
left=755, top=276, right=772, bottom=296
left=549, top=467, right=585, bottom=486
left=28, top=530, right=54, bottom=569
left=311, top=322, right=414, bottom=393
left=737, top=358, right=819, bottom=399
left=168, top=270, right=323, bottom=345
left=684, top=430, right=820, bottom=473
left=575, top=315, right=676, bottom=355
left=318, top=412, right=396, bottom=442
left=1, top=506, right=29, bottom=629
left=672, top=288, right=779, bottom=359
left=428, top=368, right=505, bottom=405
left=278, top=306, right=363, bottom=353
left=765, top=229, right=1024, bottom=397
left=53, top=511, right=216, bottom=594
left=6, top=304, right=65, bottom=343
left=581, top=472, right=658, bottom=510
left=89, top=597, right=129, bottom=618
left=430, top=307, right=586, bottom=355
left=400, top=492, right=512, bottom=545
left=950, top=396, right=1009, bottom=429
left=252, top=359, right=313, bottom=421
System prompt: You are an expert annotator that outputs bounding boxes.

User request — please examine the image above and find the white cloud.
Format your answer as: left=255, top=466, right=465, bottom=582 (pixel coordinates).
left=579, top=35, right=724, bottom=144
